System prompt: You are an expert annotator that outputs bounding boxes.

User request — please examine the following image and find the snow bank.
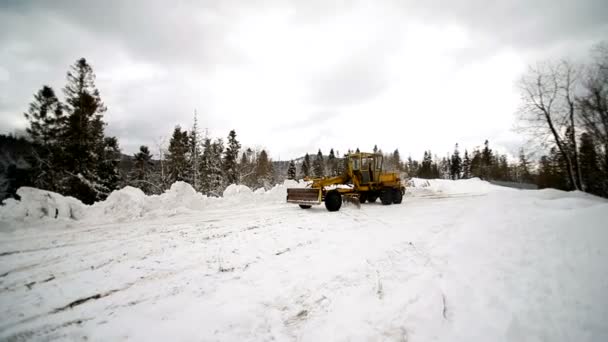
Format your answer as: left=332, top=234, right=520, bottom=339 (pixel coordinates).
left=0, top=187, right=86, bottom=224
left=223, top=184, right=253, bottom=198
left=1, top=180, right=307, bottom=226
left=408, top=177, right=509, bottom=195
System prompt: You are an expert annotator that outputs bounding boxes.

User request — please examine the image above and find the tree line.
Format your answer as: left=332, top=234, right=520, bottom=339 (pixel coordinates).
left=1, top=46, right=607, bottom=204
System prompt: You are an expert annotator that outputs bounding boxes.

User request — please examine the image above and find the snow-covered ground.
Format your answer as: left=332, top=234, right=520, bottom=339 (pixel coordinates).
left=1, top=179, right=607, bottom=341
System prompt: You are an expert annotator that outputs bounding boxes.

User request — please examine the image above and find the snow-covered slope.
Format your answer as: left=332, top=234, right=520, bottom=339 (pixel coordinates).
left=0, top=179, right=607, bottom=341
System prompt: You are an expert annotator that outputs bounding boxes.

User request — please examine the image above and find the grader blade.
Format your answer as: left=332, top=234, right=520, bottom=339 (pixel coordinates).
left=287, top=188, right=322, bottom=205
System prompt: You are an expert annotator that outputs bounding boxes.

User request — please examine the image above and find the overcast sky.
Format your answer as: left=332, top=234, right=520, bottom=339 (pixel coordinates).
left=1, top=0, right=607, bottom=160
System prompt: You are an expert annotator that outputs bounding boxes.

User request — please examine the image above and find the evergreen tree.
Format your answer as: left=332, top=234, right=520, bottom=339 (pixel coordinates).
left=287, top=160, right=296, bottom=180
left=131, top=145, right=155, bottom=194
left=450, top=144, right=462, bottom=180
left=238, top=148, right=256, bottom=188
left=208, top=138, right=225, bottom=195
left=579, top=133, right=603, bottom=195
left=327, top=148, right=338, bottom=176
left=255, top=149, right=273, bottom=189
left=188, top=113, right=202, bottom=190
left=537, top=155, right=555, bottom=189
left=392, top=149, right=402, bottom=172
left=23, top=85, right=64, bottom=191
left=462, top=150, right=471, bottom=179
left=481, top=140, right=493, bottom=180
left=470, top=149, right=482, bottom=178
left=98, top=136, right=122, bottom=193
left=199, top=137, right=213, bottom=194
left=223, top=130, right=241, bottom=185
left=301, top=153, right=311, bottom=178
left=313, top=149, right=324, bottom=177
left=517, top=148, right=533, bottom=183
left=61, top=58, right=115, bottom=203
left=167, top=126, right=189, bottom=184
left=550, top=146, right=571, bottom=190
left=419, top=151, right=433, bottom=178
left=407, top=156, right=418, bottom=177
left=373, top=145, right=378, bottom=153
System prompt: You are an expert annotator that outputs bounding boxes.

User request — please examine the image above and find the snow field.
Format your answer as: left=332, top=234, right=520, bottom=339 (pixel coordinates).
left=0, top=178, right=607, bottom=341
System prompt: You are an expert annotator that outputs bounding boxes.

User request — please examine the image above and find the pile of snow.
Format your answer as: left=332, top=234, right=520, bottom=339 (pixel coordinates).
left=0, top=187, right=87, bottom=227
left=223, top=184, right=253, bottom=198
left=408, top=177, right=509, bottom=195
left=1, top=180, right=307, bottom=226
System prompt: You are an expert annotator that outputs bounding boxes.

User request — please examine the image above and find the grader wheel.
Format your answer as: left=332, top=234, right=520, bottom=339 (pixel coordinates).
left=380, top=189, right=393, bottom=205
left=325, top=190, right=342, bottom=212
left=392, top=188, right=403, bottom=204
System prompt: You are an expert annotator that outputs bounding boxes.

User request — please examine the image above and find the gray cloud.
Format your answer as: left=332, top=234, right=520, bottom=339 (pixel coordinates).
left=1, top=0, right=607, bottom=159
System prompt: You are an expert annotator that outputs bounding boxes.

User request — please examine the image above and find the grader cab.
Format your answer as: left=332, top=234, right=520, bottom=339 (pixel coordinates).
left=286, top=152, right=405, bottom=212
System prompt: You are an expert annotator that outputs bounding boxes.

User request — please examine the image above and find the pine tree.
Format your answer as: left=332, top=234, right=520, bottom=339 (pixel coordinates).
left=392, top=149, right=402, bottom=172
left=462, top=150, right=471, bottom=179
left=199, top=137, right=213, bottom=194
left=238, top=148, right=256, bottom=188
left=188, top=112, right=202, bottom=190
left=419, top=151, right=433, bottom=178
left=61, top=58, right=115, bottom=203
left=167, top=126, right=189, bottom=184
left=470, top=148, right=482, bottom=179
left=517, top=148, right=532, bottom=183
left=98, top=136, right=122, bottom=193
left=327, top=148, right=338, bottom=176
left=481, top=140, right=493, bottom=180
left=313, top=149, right=324, bottom=177
left=287, top=160, right=296, bottom=180
left=23, top=86, right=64, bottom=191
left=373, top=145, right=378, bottom=153
left=579, top=133, right=602, bottom=195
left=223, top=130, right=241, bottom=185
left=208, top=138, right=225, bottom=195
left=301, top=153, right=311, bottom=178
left=131, top=145, right=155, bottom=194
left=255, top=149, right=272, bottom=189
left=450, top=144, right=462, bottom=180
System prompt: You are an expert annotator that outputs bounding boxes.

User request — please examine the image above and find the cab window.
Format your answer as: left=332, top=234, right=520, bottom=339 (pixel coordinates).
left=376, top=156, right=383, bottom=170
left=352, top=157, right=360, bottom=170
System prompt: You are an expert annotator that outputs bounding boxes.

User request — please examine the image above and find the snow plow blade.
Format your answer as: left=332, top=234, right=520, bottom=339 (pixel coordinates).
left=287, top=188, right=322, bottom=205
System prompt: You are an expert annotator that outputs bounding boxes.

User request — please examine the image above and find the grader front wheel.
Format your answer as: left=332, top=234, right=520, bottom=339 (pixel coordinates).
left=325, top=190, right=342, bottom=212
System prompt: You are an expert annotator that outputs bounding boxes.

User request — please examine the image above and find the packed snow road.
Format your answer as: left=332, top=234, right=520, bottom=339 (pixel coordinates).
left=0, top=179, right=607, bottom=341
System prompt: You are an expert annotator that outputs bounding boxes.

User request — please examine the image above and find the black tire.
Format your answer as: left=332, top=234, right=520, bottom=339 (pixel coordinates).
left=368, top=194, right=378, bottom=203
left=380, top=189, right=393, bottom=205
left=359, top=192, right=367, bottom=204
left=324, top=190, right=342, bottom=212
left=392, top=188, right=403, bottom=204
left=299, top=204, right=312, bottom=209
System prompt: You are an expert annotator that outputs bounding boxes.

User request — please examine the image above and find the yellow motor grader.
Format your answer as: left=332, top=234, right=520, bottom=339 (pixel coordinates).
left=286, top=152, right=405, bottom=212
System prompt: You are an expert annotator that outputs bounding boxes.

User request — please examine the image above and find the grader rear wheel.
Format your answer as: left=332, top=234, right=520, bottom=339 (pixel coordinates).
left=299, top=204, right=312, bottom=209
left=380, top=189, right=393, bottom=205
left=392, top=188, right=403, bottom=204
left=368, top=193, right=378, bottom=203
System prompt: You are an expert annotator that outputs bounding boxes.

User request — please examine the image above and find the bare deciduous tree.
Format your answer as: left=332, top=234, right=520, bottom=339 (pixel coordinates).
left=518, top=61, right=581, bottom=190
